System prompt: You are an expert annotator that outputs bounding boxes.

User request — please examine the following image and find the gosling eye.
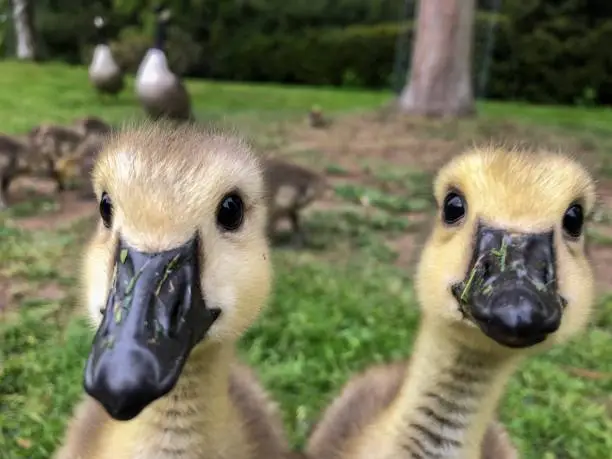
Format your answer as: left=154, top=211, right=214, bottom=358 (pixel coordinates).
left=99, top=192, right=113, bottom=229
left=562, top=203, right=584, bottom=238
left=217, top=193, right=244, bottom=231
left=442, top=191, right=466, bottom=225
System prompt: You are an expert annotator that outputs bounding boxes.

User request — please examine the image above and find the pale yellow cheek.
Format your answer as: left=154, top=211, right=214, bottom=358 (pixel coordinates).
left=201, top=241, right=270, bottom=342
left=82, top=239, right=114, bottom=328
left=415, top=243, right=467, bottom=311
left=84, top=263, right=111, bottom=328
left=543, top=241, right=594, bottom=343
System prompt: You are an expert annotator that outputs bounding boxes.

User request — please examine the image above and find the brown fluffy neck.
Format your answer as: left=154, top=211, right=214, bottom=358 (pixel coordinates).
left=390, top=318, right=522, bottom=459
left=121, top=342, right=249, bottom=458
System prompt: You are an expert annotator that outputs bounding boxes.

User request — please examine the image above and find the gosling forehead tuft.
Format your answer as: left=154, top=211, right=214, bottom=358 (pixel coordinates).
left=92, top=121, right=265, bottom=233
left=433, top=146, right=597, bottom=229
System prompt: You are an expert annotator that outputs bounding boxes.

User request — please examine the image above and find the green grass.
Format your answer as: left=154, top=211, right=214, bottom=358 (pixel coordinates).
left=1, top=61, right=611, bottom=459
left=0, top=60, right=389, bottom=133
left=4, top=59, right=612, bottom=136
left=483, top=100, right=612, bottom=136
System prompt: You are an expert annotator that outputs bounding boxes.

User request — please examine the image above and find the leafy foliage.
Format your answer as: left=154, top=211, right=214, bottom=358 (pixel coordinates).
left=3, top=1, right=612, bottom=104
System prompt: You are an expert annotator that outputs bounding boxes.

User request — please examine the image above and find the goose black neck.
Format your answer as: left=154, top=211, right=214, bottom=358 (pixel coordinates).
left=153, top=17, right=167, bottom=51
left=95, top=23, right=108, bottom=45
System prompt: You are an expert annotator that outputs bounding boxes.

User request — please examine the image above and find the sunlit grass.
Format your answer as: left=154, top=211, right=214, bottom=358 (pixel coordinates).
left=0, top=61, right=610, bottom=459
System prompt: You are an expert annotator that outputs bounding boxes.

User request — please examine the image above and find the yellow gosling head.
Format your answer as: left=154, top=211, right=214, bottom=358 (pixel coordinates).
left=415, top=146, right=596, bottom=354
left=81, top=121, right=271, bottom=421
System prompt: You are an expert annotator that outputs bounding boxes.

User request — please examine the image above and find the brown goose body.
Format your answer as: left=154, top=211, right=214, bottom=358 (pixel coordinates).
left=71, top=116, right=114, bottom=138
left=263, top=157, right=327, bottom=244
left=27, top=124, right=85, bottom=162
left=0, top=130, right=78, bottom=207
left=0, top=134, right=32, bottom=208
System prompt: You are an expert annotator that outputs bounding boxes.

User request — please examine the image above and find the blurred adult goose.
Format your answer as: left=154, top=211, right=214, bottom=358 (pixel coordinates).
left=88, top=16, right=124, bottom=98
left=135, top=6, right=193, bottom=121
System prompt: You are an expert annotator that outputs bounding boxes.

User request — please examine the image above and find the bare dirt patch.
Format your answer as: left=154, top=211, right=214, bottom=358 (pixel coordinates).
left=8, top=176, right=58, bottom=197
left=596, top=181, right=612, bottom=210
left=35, top=282, right=66, bottom=302
left=590, top=244, right=612, bottom=294
left=287, top=113, right=460, bottom=173
left=588, top=179, right=612, bottom=294
left=9, top=279, right=65, bottom=302
left=11, top=189, right=96, bottom=231
left=386, top=212, right=431, bottom=269
left=0, top=276, right=10, bottom=312
left=0, top=279, right=67, bottom=319
left=283, top=109, right=607, bottom=180
left=386, top=233, right=419, bottom=270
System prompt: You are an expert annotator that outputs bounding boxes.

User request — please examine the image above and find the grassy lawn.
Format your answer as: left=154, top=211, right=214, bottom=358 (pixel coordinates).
left=0, top=60, right=611, bottom=459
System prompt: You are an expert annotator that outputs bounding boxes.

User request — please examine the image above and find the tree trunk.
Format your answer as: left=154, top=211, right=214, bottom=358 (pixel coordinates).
left=398, top=0, right=476, bottom=117
left=11, top=0, right=37, bottom=60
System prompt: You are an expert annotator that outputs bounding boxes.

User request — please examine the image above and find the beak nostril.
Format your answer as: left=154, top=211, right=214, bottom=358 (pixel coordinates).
left=538, top=261, right=551, bottom=285
left=167, top=296, right=182, bottom=338
left=481, top=257, right=493, bottom=278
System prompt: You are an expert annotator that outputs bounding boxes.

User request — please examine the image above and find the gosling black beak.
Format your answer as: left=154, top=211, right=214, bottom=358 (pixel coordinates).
left=451, top=223, right=566, bottom=349
left=83, top=235, right=221, bottom=421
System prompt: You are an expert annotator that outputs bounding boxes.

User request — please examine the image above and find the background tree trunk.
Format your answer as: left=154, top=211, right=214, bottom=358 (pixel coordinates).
left=11, top=0, right=37, bottom=60
left=398, top=0, right=476, bottom=117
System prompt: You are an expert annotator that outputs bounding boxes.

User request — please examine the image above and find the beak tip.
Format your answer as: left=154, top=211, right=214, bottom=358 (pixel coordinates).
left=83, top=344, right=180, bottom=421
left=465, top=290, right=563, bottom=348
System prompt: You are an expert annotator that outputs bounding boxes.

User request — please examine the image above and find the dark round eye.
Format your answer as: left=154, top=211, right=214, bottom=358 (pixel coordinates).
left=562, top=204, right=584, bottom=238
left=217, top=193, right=244, bottom=231
left=99, top=192, right=113, bottom=228
left=442, top=191, right=466, bottom=225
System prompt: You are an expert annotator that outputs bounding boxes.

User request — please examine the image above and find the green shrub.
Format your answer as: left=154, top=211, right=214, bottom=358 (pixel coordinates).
left=108, top=26, right=150, bottom=73
left=13, top=1, right=612, bottom=105
left=485, top=15, right=612, bottom=104
left=209, top=15, right=506, bottom=90
left=36, top=11, right=95, bottom=63
left=208, top=22, right=411, bottom=87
